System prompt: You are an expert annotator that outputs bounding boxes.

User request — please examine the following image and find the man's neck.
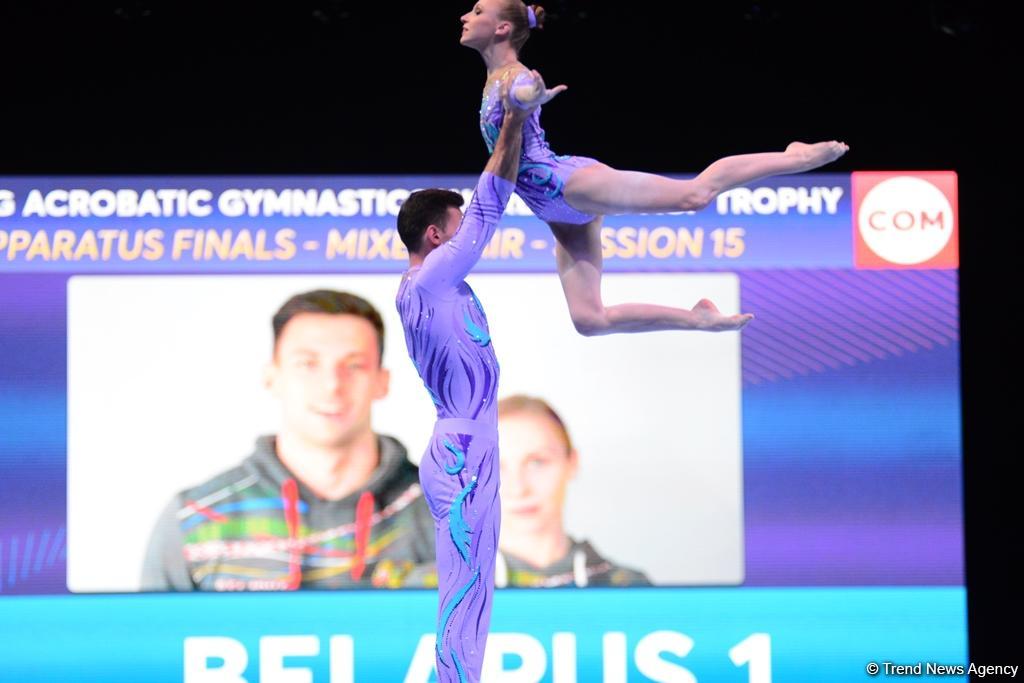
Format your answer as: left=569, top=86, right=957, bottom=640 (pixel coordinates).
left=276, top=429, right=380, bottom=501
left=500, top=524, right=571, bottom=569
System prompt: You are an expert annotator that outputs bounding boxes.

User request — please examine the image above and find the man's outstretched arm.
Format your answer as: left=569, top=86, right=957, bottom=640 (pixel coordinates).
left=417, top=72, right=562, bottom=292
left=483, top=99, right=529, bottom=183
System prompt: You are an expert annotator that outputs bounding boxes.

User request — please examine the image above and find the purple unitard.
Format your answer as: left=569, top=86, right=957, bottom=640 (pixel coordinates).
left=397, top=172, right=514, bottom=683
left=480, top=71, right=599, bottom=225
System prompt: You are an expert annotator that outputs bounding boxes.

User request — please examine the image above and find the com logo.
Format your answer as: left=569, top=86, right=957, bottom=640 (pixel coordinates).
left=852, top=171, right=958, bottom=269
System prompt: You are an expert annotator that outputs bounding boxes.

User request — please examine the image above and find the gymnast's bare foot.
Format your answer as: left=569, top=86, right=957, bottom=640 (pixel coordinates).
left=785, top=141, right=849, bottom=172
left=692, top=298, right=754, bottom=331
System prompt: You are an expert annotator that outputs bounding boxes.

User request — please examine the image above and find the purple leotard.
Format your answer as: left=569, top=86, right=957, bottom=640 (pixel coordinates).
left=397, top=172, right=514, bottom=683
left=480, top=71, right=599, bottom=225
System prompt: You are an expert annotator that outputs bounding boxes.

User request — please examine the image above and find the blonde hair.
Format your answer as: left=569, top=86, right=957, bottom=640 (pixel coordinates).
left=498, top=394, right=572, bottom=453
left=500, top=2, right=546, bottom=52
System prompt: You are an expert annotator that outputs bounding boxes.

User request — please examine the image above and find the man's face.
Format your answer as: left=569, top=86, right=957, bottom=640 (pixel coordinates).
left=266, top=312, right=390, bottom=450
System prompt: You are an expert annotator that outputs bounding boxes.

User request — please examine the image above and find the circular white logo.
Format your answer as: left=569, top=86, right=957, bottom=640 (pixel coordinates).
left=858, top=176, right=954, bottom=265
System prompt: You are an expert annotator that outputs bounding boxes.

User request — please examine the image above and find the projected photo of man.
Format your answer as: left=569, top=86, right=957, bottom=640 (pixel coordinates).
left=140, top=289, right=435, bottom=591
left=68, top=272, right=743, bottom=593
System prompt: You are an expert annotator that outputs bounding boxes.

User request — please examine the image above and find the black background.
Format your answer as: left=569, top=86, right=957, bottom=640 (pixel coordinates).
left=1, top=0, right=1019, bottom=670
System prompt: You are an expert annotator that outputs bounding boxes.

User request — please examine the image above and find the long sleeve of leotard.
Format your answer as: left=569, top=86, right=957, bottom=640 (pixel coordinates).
left=415, top=172, right=514, bottom=295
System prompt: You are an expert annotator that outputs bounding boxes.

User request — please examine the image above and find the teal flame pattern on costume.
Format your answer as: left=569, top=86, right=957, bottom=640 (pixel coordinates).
left=443, top=440, right=466, bottom=475
left=519, top=161, right=564, bottom=199
left=470, top=290, right=486, bottom=316
left=463, top=309, right=491, bottom=346
left=449, top=477, right=478, bottom=563
left=452, top=651, right=469, bottom=683
left=436, top=568, right=481, bottom=658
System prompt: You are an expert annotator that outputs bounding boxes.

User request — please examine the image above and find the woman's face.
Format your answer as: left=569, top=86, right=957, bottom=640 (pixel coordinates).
left=460, top=0, right=507, bottom=49
left=498, top=410, right=578, bottom=535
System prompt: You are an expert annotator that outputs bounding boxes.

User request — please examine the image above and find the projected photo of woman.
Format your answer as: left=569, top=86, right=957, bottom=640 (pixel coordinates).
left=403, top=394, right=650, bottom=588
left=495, top=395, right=650, bottom=587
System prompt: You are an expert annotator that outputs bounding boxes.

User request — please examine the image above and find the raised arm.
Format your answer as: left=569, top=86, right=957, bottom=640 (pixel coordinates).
left=416, top=91, right=538, bottom=293
left=484, top=101, right=529, bottom=183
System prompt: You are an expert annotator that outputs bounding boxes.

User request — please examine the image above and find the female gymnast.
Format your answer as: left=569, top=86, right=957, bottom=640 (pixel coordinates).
left=460, top=0, right=849, bottom=335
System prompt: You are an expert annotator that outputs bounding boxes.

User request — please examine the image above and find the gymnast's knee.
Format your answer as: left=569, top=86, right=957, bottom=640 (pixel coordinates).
left=679, top=185, right=716, bottom=212
left=570, top=309, right=610, bottom=337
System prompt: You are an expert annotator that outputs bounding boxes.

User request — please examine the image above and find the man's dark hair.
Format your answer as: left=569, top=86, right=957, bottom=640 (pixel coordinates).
left=272, top=290, right=385, bottom=363
left=397, top=189, right=465, bottom=253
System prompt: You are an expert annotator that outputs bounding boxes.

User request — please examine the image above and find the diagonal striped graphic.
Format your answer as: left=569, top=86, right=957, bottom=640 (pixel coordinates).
left=0, top=527, right=66, bottom=593
left=741, top=270, right=958, bottom=385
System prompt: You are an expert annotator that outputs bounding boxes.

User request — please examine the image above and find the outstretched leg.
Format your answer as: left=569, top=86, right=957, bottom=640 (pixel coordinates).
left=550, top=218, right=753, bottom=336
left=564, top=141, right=849, bottom=216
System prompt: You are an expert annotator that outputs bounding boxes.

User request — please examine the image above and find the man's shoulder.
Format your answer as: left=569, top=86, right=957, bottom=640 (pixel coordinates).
left=398, top=266, right=449, bottom=301
left=170, top=447, right=269, bottom=508
left=575, top=539, right=653, bottom=587
left=181, top=463, right=256, bottom=498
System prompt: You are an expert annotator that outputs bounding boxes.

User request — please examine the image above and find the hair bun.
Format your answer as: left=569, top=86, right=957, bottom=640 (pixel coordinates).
left=529, top=5, right=546, bottom=30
